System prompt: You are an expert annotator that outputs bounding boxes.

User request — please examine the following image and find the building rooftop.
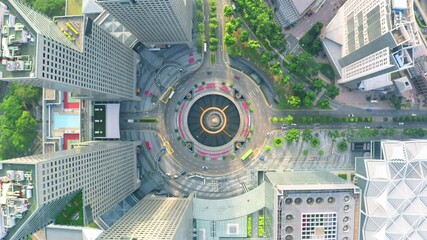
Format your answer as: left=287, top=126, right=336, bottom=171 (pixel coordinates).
left=0, top=2, right=37, bottom=79
left=357, top=140, right=427, bottom=240
left=99, top=194, right=193, bottom=240
left=95, top=11, right=138, bottom=48
left=266, top=171, right=353, bottom=189
left=266, top=172, right=360, bottom=240
left=0, top=163, right=36, bottom=239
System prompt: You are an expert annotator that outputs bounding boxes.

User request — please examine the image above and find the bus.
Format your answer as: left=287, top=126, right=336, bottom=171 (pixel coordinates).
left=169, top=90, right=175, bottom=99
left=204, top=43, right=207, bottom=53
left=241, top=149, right=254, bottom=161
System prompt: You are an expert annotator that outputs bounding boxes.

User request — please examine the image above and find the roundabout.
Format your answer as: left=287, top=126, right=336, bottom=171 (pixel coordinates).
left=156, top=64, right=269, bottom=190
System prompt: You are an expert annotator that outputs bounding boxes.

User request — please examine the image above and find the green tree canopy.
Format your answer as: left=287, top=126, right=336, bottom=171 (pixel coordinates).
left=318, top=99, right=330, bottom=109
left=247, top=40, right=261, bottom=49
left=292, top=82, right=305, bottom=97
left=223, top=33, right=237, bottom=47
left=283, top=115, right=293, bottom=124
left=224, top=5, right=234, bottom=17
left=269, top=62, right=282, bottom=76
left=8, top=83, right=42, bottom=106
left=285, top=129, right=300, bottom=143
left=0, top=95, right=38, bottom=160
left=26, top=0, right=65, bottom=18
left=288, top=96, right=301, bottom=108
left=240, top=30, right=249, bottom=42
left=302, top=129, right=313, bottom=142
left=325, top=84, right=340, bottom=99
left=287, top=52, right=319, bottom=78
left=312, top=79, right=324, bottom=90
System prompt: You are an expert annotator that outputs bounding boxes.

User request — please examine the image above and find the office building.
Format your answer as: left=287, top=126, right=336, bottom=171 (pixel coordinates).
left=265, top=172, right=360, bottom=240
left=356, top=140, right=427, bottom=239
left=0, top=141, right=140, bottom=240
left=275, top=0, right=316, bottom=28
left=322, top=0, right=421, bottom=90
left=96, top=0, right=193, bottom=47
left=99, top=194, right=193, bottom=240
left=0, top=0, right=140, bottom=101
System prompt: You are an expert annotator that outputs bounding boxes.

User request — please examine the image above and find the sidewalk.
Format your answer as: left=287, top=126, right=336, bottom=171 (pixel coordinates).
left=335, top=86, right=395, bottom=110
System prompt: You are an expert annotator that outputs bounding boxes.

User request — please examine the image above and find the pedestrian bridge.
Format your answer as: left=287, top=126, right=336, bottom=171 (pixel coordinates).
left=193, top=182, right=266, bottom=220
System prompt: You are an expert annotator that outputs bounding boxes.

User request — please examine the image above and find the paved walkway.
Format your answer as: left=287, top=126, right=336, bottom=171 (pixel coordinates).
left=335, top=86, right=395, bottom=110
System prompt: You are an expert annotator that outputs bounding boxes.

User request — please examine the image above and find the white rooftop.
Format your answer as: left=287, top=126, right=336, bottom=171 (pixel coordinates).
left=358, top=140, right=427, bottom=240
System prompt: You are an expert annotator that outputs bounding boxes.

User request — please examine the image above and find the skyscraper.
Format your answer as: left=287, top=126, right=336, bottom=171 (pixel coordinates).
left=96, top=0, right=193, bottom=47
left=322, top=0, right=421, bottom=90
left=0, top=0, right=140, bottom=101
left=0, top=141, right=140, bottom=240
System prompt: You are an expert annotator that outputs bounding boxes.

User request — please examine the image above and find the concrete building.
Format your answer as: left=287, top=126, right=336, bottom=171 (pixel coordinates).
left=99, top=194, right=193, bottom=240
left=275, top=0, right=316, bottom=28
left=0, top=141, right=140, bottom=240
left=190, top=171, right=360, bottom=240
left=322, top=0, right=422, bottom=90
left=356, top=140, right=427, bottom=240
left=96, top=0, right=193, bottom=47
left=265, top=172, right=360, bottom=240
left=0, top=0, right=140, bottom=101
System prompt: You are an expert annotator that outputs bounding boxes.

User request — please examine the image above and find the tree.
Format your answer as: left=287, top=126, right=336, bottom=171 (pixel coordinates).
left=223, top=33, right=237, bottom=47
left=225, top=21, right=236, bottom=34
left=292, top=82, right=305, bottom=97
left=338, top=141, right=348, bottom=152
left=287, top=52, right=319, bottom=78
left=235, top=17, right=243, bottom=28
left=196, top=0, right=203, bottom=7
left=260, top=52, right=273, bottom=65
left=325, top=84, right=340, bottom=99
left=12, top=111, right=38, bottom=153
left=0, top=95, right=37, bottom=159
left=8, top=83, right=42, bottom=106
left=269, top=62, right=282, bottom=76
left=0, top=96, right=24, bottom=126
left=303, top=91, right=316, bottom=107
left=282, top=75, right=291, bottom=84
left=283, top=115, right=293, bottom=124
left=196, top=10, right=204, bottom=22
left=209, top=22, right=218, bottom=31
left=285, top=129, right=300, bottom=143
left=271, top=117, right=279, bottom=123
left=312, top=79, right=324, bottom=90
left=29, top=0, right=65, bottom=18
left=403, top=128, right=425, bottom=137
left=209, top=37, right=218, bottom=46
left=240, top=30, right=249, bottom=42
left=318, top=99, right=330, bottom=109
left=288, top=96, right=301, bottom=108
left=303, top=96, right=314, bottom=108
left=247, top=40, right=261, bottom=49
left=382, top=128, right=395, bottom=137
left=302, top=129, right=313, bottom=142
left=224, top=5, right=234, bottom=17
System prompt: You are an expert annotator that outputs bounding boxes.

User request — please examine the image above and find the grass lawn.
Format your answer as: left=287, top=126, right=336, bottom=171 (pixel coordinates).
left=211, top=53, right=216, bottom=64
left=55, top=191, right=84, bottom=226
left=338, top=173, right=348, bottom=180
left=67, top=0, right=82, bottom=15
